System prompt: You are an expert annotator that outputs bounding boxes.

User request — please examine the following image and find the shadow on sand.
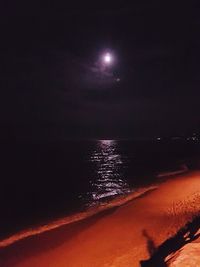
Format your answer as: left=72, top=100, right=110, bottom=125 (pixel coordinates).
left=140, top=215, right=200, bottom=267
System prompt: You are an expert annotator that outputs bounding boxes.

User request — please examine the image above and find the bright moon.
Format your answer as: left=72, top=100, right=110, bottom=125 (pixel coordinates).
left=103, top=53, right=112, bottom=64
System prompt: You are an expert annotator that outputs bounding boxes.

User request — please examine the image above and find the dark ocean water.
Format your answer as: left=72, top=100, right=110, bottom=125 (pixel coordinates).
left=0, top=139, right=199, bottom=238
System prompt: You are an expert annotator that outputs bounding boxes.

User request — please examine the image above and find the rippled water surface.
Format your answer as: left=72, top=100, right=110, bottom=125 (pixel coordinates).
left=88, top=140, right=130, bottom=202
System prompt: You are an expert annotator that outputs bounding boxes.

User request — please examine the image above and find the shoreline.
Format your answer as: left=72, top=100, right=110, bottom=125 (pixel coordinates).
left=0, top=185, right=158, bottom=248
left=1, top=170, right=200, bottom=267
left=0, top=164, right=189, bottom=248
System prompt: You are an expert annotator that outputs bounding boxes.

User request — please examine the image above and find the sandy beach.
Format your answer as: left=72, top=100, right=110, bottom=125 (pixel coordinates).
left=1, top=171, right=200, bottom=267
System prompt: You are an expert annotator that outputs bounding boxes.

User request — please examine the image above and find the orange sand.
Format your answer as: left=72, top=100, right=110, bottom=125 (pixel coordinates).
left=1, top=171, right=200, bottom=267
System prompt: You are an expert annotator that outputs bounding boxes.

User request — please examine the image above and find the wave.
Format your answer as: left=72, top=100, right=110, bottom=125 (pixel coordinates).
left=157, top=164, right=188, bottom=178
left=0, top=185, right=158, bottom=248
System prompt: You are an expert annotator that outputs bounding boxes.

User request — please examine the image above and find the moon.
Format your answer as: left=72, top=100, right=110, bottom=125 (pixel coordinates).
left=103, top=52, right=113, bottom=65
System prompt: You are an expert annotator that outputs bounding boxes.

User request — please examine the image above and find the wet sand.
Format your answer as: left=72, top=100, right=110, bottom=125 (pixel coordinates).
left=1, top=171, right=200, bottom=267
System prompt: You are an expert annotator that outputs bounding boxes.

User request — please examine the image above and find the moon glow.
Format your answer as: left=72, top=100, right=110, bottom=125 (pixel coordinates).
left=103, top=52, right=112, bottom=65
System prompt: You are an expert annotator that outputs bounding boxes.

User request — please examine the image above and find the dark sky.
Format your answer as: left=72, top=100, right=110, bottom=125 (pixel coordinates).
left=1, top=1, right=200, bottom=140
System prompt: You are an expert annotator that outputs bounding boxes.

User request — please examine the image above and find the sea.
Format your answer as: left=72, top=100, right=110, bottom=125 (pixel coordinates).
left=0, top=139, right=199, bottom=239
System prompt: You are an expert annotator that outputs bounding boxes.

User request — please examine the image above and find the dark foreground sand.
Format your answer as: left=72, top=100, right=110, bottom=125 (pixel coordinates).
left=1, top=171, right=200, bottom=267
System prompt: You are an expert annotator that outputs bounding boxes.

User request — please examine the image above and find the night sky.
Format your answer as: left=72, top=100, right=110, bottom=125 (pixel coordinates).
left=1, top=1, right=200, bottom=140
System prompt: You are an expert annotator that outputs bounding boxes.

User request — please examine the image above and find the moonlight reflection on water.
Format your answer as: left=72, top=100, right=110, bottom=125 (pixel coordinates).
left=89, top=140, right=130, bottom=201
